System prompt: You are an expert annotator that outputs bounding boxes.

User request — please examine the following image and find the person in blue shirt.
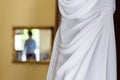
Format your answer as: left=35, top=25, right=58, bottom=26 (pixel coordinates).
left=24, top=30, right=36, bottom=60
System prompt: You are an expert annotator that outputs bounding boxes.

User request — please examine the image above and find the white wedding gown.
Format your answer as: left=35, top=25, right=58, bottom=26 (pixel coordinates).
left=47, top=0, right=117, bottom=80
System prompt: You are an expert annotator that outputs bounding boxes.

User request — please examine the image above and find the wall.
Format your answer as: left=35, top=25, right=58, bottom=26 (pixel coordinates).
left=0, top=0, right=56, bottom=80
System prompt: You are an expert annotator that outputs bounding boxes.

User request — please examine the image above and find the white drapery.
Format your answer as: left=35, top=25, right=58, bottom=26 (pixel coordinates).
left=47, top=0, right=117, bottom=80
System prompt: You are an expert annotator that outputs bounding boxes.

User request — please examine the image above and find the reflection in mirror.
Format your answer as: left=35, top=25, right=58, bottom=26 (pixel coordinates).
left=13, top=27, right=53, bottom=63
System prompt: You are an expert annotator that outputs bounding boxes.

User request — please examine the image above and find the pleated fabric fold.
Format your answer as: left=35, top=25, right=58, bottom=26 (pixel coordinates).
left=47, top=0, right=117, bottom=80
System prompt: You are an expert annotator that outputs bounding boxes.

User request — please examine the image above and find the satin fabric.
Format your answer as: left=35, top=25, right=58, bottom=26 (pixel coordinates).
left=47, top=0, right=117, bottom=80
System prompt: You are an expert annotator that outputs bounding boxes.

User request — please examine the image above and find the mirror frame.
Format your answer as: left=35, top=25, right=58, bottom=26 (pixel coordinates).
left=12, top=26, right=54, bottom=64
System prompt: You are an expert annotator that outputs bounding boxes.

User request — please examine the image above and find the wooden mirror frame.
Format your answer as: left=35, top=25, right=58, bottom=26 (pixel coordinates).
left=12, top=26, right=54, bottom=64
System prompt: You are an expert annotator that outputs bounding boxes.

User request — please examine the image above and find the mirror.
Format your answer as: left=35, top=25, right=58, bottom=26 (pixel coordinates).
left=12, top=27, right=53, bottom=63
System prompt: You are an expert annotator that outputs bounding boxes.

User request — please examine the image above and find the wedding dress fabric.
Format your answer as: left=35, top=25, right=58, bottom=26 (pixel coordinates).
left=47, top=0, right=117, bottom=80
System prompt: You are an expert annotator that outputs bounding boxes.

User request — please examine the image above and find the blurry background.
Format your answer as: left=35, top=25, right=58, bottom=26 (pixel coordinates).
left=0, top=0, right=56, bottom=80
left=0, top=0, right=120, bottom=80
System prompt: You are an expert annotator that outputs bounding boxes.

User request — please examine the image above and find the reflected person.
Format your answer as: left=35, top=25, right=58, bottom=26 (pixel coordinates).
left=24, top=30, right=36, bottom=60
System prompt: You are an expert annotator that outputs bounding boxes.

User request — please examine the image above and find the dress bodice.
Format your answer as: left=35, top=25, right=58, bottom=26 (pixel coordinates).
left=58, top=0, right=116, bottom=19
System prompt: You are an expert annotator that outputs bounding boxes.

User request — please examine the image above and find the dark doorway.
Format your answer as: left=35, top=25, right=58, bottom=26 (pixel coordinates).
left=114, top=0, right=120, bottom=80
